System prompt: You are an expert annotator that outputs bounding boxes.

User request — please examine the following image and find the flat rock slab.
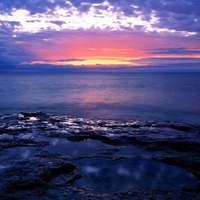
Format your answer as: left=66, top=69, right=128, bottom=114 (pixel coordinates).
left=0, top=112, right=200, bottom=199
left=0, top=151, right=81, bottom=200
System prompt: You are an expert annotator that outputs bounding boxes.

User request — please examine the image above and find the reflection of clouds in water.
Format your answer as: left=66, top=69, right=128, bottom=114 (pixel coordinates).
left=0, top=164, right=11, bottom=169
left=43, top=139, right=197, bottom=191
left=72, top=150, right=78, bottom=156
left=21, top=149, right=32, bottom=159
left=50, top=138, right=79, bottom=156
left=154, top=165, right=167, bottom=180
left=117, top=167, right=130, bottom=176
left=85, top=140, right=98, bottom=148
left=132, top=162, right=146, bottom=180
left=52, top=138, right=59, bottom=146
left=84, top=166, right=100, bottom=175
left=1, top=147, right=35, bottom=159
left=75, top=157, right=197, bottom=192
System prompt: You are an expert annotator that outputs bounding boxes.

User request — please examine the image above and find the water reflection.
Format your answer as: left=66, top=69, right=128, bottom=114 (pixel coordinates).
left=44, top=138, right=197, bottom=192
left=1, top=73, right=200, bottom=123
left=0, top=138, right=197, bottom=192
left=1, top=147, right=36, bottom=159
left=45, top=138, right=114, bottom=157
left=73, top=157, right=197, bottom=192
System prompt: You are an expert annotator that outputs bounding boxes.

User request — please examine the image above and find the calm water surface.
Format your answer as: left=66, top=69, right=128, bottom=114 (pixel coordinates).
left=1, top=139, right=197, bottom=192
left=0, top=73, right=199, bottom=195
left=0, top=73, right=200, bottom=124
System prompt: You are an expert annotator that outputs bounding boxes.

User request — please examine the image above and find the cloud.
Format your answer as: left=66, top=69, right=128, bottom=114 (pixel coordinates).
left=21, top=58, right=87, bottom=65
left=1, top=0, right=200, bottom=72
left=149, top=47, right=200, bottom=55
left=134, top=57, right=200, bottom=69
left=57, top=58, right=86, bottom=62
left=0, top=0, right=199, bottom=36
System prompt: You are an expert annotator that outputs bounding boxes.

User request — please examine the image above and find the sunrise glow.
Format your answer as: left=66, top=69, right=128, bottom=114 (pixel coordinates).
left=1, top=0, right=200, bottom=72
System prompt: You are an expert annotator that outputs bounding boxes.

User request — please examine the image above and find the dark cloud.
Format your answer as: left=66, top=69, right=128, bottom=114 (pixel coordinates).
left=150, top=58, right=200, bottom=72
left=149, top=47, right=200, bottom=55
left=149, top=57, right=200, bottom=62
left=0, top=45, right=19, bottom=70
left=1, top=0, right=46, bottom=14
left=0, top=21, right=20, bottom=36
left=0, top=34, right=38, bottom=67
left=106, top=0, right=200, bottom=33
left=138, top=0, right=200, bottom=33
left=127, top=57, right=200, bottom=72
left=0, top=0, right=103, bottom=14
left=38, top=58, right=87, bottom=62
left=58, top=58, right=86, bottom=62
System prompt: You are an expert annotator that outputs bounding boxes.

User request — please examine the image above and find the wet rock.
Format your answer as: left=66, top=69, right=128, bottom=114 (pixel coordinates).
left=0, top=152, right=82, bottom=199
left=170, top=124, right=191, bottom=132
left=118, top=188, right=199, bottom=200
left=197, top=182, right=200, bottom=192
left=0, top=138, right=49, bottom=150
left=148, top=140, right=200, bottom=152
left=98, top=147, right=121, bottom=155
left=55, top=186, right=199, bottom=200
left=155, top=155, right=200, bottom=180
left=20, top=112, right=46, bottom=118
left=0, top=112, right=200, bottom=199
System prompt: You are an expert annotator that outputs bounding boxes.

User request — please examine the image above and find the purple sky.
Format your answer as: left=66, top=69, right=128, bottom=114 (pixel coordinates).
left=0, top=0, right=200, bottom=72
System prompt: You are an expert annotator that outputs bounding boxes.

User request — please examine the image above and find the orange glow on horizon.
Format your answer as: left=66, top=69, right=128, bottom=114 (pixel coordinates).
left=21, top=53, right=200, bottom=67
left=19, top=30, right=200, bottom=67
left=19, top=31, right=148, bottom=66
left=21, top=56, right=142, bottom=66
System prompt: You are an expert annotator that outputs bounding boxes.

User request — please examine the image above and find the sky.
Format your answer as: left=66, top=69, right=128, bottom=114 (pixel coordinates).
left=0, top=0, right=200, bottom=72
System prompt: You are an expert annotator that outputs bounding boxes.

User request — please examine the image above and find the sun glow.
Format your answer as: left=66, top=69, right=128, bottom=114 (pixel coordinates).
left=21, top=56, right=139, bottom=66
left=16, top=28, right=200, bottom=68
left=18, top=30, right=149, bottom=66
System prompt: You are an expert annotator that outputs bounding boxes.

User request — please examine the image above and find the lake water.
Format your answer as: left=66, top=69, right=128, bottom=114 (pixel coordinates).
left=0, top=73, right=200, bottom=124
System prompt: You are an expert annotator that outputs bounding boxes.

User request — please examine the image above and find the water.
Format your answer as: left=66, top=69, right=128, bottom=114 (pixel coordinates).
left=0, top=73, right=199, bottom=196
left=0, top=73, right=200, bottom=124
left=73, top=157, right=197, bottom=192
left=1, top=139, right=197, bottom=192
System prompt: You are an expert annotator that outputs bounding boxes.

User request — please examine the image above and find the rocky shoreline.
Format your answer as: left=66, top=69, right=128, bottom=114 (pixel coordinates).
left=0, top=112, right=200, bottom=199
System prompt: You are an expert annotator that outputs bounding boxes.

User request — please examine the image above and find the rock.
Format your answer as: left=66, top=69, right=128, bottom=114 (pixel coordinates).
left=170, top=124, right=191, bottom=132
left=0, top=138, right=49, bottom=150
left=0, top=152, right=82, bottom=199
left=98, top=147, right=121, bottom=155
left=197, top=182, right=200, bottom=192
left=20, top=112, right=46, bottom=118
left=0, top=112, right=200, bottom=199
